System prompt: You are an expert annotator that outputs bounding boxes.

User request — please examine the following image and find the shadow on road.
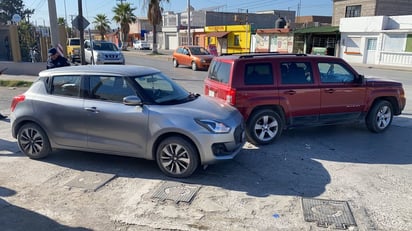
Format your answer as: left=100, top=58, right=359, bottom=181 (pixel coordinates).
left=0, top=186, right=91, bottom=230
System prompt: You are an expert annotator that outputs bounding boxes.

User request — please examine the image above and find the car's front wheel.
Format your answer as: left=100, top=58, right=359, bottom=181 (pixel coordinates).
left=246, top=109, right=283, bottom=145
left=17, top=123, right=51, bottom=159
left=366, top=100, right=393, bottom=133
left=173, top=59, right=179, bottom=68
left=156, top=136, right=199, bottom=178
left=191, top=61, right=198, bottom=71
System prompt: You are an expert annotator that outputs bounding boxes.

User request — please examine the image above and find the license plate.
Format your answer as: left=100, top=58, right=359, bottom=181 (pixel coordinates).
left=208, top=90, right=215, bottom=97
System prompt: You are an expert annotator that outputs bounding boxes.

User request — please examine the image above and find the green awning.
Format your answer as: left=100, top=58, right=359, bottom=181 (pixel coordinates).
left=294, top=26, right=339, bottom=34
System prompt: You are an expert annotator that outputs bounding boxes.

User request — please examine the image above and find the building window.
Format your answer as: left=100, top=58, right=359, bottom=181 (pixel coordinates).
left=234, top=34, right=240, bottom=46
left=345, top=5, right=361, bottom=18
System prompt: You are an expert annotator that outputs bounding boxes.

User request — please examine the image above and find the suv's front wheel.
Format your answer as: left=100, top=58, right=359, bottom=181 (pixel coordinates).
left=246, top=110, right=283, bottom=145
left=366, top=100, right=393, bottom=133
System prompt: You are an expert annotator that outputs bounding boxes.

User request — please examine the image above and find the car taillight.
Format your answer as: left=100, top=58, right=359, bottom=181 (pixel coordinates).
left=226, top=89, right=236, bottom=105
left=11, top=94, right=25, bottom=112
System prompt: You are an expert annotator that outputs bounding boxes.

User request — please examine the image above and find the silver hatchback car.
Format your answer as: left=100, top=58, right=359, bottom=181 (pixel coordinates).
left=10, top=65, right=245, bottom=178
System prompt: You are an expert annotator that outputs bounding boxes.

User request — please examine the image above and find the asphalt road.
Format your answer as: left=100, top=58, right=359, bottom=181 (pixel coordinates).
left=0, top=53, right=411, bottom=230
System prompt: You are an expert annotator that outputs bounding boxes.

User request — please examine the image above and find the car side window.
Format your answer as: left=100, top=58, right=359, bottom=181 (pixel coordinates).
left=88, top=76, right=135, bottom=102
left=244, top=63, right=274, bottom=85
left=51, top=75, right=81, bottom=97
left=280, top=62, right=313, bottom=84
left=318, top=62, right=355, bottom=83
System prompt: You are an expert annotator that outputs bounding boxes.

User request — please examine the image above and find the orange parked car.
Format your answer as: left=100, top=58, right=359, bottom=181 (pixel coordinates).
left=172, top=45, right=214, bottom=71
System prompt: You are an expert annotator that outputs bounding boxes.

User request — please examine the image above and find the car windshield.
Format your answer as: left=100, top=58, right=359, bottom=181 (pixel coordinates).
left=93, top=42, right=119, bottom=51
left=132, top=72, right=196, bottom=104
left=70, top=39, right=80, bottom=45
left=189, top=47, right=210, bottom=55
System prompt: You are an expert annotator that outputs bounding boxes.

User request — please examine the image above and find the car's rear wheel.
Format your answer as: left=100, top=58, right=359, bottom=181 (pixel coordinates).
left=17, top=123, right=51, bottom=159
left=191, top=61, right=198, bottom=71
left=156, top=136, right=199, bottom=178
left=246, top=109, right=283, bottom=145
left=366, top=100, right=393, bottom=133
left=173, top=59, right=179, bottom=68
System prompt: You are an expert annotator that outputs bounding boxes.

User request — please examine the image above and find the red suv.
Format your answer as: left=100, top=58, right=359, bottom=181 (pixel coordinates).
left=204, top=53, right=406, bottom=145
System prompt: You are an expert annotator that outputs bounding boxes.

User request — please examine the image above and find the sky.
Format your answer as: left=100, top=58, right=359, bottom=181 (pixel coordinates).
left=23, top=0, right=333, bottom=28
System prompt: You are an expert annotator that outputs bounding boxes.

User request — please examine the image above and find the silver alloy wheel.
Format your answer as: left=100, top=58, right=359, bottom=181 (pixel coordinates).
left=376, top=105, right=392, bottom=129
left=254, top=115, right=279, bottom=142
left=160, top=142, right=191, bottom=175
left=191, top=61, right=197, bottom=71
left=19, top=127, right=45, bottom=156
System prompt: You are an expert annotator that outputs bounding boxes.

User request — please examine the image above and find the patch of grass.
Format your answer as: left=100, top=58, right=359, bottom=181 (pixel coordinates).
left=0, top=80, right=32, bottom=87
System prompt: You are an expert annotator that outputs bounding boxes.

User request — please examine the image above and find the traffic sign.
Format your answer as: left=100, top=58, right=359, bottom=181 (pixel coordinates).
left=72, top=15, right=90, bottom=30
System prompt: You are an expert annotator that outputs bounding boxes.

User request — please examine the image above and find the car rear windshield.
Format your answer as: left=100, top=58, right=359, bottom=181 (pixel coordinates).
left=207, top=60, right=231, bottom=84
left=69, top=39, right=80, bottom=45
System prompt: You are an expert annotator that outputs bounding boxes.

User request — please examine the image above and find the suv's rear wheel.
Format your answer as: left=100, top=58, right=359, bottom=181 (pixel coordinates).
left=366, top=100, right=393, bottom=133
left=156, top=136, right=199, bottom=178
left=246, top=110, right=283, bottom=145
left=191, top=61, right=198, bottom=71
left=17, top=123, right=51, bottom=159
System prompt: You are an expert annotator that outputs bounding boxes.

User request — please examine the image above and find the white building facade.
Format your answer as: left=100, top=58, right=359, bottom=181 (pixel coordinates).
left=339, top=15, right=412, bottom=67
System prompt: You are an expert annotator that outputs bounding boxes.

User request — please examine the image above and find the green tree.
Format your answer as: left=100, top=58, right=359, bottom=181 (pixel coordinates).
left=93, top=14, right=110, bottom=40
left=112, top=3, right=137, bottom=50
left=145, top=0, right=169, bottom=54
left=0, top=0, right=33, bottom=24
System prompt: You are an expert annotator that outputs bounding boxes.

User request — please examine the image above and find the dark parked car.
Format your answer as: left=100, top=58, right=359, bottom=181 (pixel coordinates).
left=10, top=65, right=245, bottom=177
left=204, top=53, right=406, bottom=145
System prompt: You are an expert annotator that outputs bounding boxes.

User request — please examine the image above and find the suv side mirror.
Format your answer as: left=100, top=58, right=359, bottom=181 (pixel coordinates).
left=356, top=74, right=365, bottom=83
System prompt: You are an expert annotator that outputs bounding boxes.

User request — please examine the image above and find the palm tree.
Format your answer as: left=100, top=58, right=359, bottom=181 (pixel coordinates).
left=145, top=0, right=169, bottom=54
left=93, top=14, right=110, bottom=40
left=112, top=3, right=137, bottom=50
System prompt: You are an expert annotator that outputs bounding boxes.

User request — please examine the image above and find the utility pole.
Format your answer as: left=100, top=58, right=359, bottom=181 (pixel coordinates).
left=48, top=0, right=59, bottom=48
left=187, top=0, right=191, bottom=45
left=78, top=0, right=86, bottom=65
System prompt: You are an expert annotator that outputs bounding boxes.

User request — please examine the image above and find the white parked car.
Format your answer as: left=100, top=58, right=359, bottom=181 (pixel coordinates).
left=133, top=40, right=151, bottom=50
left=84, top=40, right=125, bottom=65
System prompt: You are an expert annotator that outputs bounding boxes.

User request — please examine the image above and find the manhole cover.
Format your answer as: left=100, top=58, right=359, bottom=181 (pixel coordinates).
left=302, top=198, right=357, bottom=229
left=151, top=181, right=200, bottom=203
left=65, top=171, right=116, bottom=191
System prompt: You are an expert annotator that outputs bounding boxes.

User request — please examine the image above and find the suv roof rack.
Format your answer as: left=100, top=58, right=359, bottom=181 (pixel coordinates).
left=220, top=52, right=307, bottom=58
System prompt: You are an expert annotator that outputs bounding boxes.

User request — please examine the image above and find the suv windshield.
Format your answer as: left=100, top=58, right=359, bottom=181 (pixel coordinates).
left=133, top=72, right=192, bottom=104
left=93, top=42, right=119, bottom=51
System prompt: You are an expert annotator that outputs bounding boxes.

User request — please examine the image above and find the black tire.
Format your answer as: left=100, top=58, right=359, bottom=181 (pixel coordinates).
left=156, top=136, right=199, bottom=178
left=246, top=109, right=283, bottom=145
left=173, top=59, right=179, bottom=68
left=17, top=123, right=51, bottom=159
left=366, top=100, right=393, bottom=133
left=191, top=61, right=197, bottom=71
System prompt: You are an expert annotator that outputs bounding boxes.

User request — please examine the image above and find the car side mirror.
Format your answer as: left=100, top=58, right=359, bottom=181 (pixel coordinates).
left=123, top=95, right=142, bottom=106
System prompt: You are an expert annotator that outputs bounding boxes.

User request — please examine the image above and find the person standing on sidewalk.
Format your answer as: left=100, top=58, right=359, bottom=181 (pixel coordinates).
left=46, top=48, right=70, bottom=69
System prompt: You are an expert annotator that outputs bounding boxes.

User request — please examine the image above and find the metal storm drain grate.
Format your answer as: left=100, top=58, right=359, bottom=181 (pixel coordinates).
left=302, top=198, right=357, bottom=229
left=151, top=181, right=200, bottom=203
left=65, top=171, right=116, bottom=192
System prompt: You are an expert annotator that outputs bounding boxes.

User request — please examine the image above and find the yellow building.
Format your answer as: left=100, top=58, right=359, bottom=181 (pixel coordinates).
left=204, top=25, right=252, bottom=54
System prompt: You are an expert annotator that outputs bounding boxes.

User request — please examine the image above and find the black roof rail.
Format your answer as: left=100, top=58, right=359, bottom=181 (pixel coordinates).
left=220, top=52, right=307, bottom=58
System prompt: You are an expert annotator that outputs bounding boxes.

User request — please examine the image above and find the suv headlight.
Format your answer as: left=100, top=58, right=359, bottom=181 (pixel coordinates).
left=195, top=119, right=231, bottom=133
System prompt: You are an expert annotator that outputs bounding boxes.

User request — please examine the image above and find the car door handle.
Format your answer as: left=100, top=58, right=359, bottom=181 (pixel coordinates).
left=325, top=89, right=335, bottom=93
left=85, top=107, right=99, bottom=113
left=284, top=90, right=296, bottom=95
